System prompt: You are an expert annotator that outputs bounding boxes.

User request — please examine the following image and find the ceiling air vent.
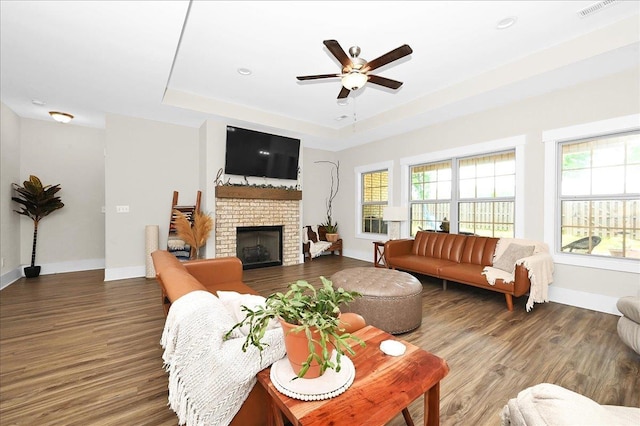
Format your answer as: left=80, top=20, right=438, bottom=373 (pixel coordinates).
left=577, top=0, right=619, bottom=18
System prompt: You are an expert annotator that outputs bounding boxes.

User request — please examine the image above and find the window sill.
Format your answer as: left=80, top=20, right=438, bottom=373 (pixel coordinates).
left=356, top=232, right=389, bottom=241
left=552, top=252, right=640, bottom=273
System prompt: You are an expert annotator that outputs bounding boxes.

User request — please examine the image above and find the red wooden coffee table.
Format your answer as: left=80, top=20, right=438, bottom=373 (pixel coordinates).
left=257, top=325, right=449, bottom=426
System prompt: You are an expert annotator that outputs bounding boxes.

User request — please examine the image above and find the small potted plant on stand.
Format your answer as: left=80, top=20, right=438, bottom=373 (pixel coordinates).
left=225, top=277, right=364, bottom=378
left=12, top=175, right=64, bottom=278
left=322, top=218, right=339, bottom=242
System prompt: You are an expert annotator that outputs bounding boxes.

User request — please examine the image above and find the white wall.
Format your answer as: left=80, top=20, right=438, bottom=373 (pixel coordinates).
left=1, top=102, right=21, bottom=287
left=336, top=67, right=640, bottom=313
left=19, top=118, right=105, bottom=274
left=301, top=147, right=339, bottom=227
left=104, top=114, right=199, bottom=280
left=200, top=119, right=227, bottom=259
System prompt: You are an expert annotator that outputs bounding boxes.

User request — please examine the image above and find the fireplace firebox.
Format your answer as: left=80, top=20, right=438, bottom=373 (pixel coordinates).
left=236, top=226, right=283, bottom=269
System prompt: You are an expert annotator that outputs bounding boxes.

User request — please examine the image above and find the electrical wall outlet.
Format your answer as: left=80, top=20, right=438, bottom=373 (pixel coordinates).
left=116, top=205, right=130, bottom=213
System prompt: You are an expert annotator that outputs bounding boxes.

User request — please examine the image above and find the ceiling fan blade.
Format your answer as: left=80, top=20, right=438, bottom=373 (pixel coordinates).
left=323, top=40, right=352, bottom=69
left=337, top=87, right=350, bottom=99
left=368, top=74, right=403, bottom=90
left=297, top=73, right=341, bottom=81
left=364, top=44, right=413, bottom=72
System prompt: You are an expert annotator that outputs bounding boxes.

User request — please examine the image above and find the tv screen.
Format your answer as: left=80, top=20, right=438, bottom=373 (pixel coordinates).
left=225, top=126, right=300, bottom=180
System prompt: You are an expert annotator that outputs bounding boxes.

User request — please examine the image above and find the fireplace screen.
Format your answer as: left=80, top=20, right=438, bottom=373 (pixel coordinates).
left=236, top=226, right=283, bottom=269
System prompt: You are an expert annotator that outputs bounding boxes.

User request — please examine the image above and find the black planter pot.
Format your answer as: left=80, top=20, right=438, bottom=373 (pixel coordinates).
left=24, top=266, right=41, bottom=278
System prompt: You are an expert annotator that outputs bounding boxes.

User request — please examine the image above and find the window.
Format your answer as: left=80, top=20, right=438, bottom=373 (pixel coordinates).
left=409, top=151, right=516, bottom=237
left=458, top=151, right=515, bottom=237
left=361, top=169, right=388, bottom=234
left=543, top=114, right=639, bottom=272
left=558, top=131, right=640, bottom=259
left=410, top=161, right=451, bottom=234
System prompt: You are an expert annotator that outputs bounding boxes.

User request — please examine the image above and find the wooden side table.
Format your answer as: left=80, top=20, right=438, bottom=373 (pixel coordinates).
left=373, top=241, right=388, bottom=268
left=257, top=325, right=449, bottom=426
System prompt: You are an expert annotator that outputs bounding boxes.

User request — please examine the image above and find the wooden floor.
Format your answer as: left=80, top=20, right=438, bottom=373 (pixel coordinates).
left=1, top=256, right=638, bottom=426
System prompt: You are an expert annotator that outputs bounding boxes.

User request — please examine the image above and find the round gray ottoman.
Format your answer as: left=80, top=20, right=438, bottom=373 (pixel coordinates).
left=331, top=267, right=423, bottom=334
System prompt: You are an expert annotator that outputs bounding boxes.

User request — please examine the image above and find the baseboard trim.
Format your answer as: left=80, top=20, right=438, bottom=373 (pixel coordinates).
left=104, top=265, right=145, bottom=282
left=1, top=259, right=105, bottom=290
left=38, top=259, right=105, bottom=275
left=548, top=286, right=621, bottom=316
left=0, top=268, right=22, bottom=290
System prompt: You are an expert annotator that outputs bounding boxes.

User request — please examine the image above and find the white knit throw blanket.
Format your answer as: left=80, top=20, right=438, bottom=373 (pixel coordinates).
left=160, top=290, right=285, bottom=426
left=482, top=238, right=555, bottom=312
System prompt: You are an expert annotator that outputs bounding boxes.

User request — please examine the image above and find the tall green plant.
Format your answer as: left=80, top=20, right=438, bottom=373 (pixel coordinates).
left=12, top=175, right=64, bottom=268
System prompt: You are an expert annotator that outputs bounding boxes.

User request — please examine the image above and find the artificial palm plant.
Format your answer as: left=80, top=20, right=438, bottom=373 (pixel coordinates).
left=12, top=175, right=64, bottom=278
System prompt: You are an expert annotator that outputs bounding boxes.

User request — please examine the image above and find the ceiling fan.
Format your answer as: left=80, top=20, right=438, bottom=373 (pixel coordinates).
left=296, top=40, right=413, bottom=99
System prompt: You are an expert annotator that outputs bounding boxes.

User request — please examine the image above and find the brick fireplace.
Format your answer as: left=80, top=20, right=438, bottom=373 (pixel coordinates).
left=214, top=187, right=301, bottom=266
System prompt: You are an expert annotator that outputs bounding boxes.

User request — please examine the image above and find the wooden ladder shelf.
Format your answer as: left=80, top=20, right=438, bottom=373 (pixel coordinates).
left=167, top=190, right=202, bottom=261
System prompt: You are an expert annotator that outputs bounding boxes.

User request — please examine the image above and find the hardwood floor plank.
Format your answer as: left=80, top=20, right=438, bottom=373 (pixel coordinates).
left=1, top=256, right=638, bottom=425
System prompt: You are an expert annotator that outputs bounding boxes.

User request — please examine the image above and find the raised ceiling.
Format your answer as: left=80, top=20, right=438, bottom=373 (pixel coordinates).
left=1, top=1, right=638, bottom=150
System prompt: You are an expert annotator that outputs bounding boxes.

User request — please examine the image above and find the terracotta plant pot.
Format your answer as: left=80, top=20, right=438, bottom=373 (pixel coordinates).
left=279, top=319, right=334, bottom=379
left=325, top=233, right=339, bottom=243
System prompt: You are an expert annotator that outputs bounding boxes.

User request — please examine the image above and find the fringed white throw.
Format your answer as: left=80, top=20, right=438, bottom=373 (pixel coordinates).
left=308, top=240, right=332, bottom=258
left=160, top=290, right=285, bottom=426
left=482, top=238, right=555, bottom=312
left=303, top=225, right=332, bottom=258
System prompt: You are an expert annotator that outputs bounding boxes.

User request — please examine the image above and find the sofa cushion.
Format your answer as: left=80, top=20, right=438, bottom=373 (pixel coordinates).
left=217, top=290, right=280, bottom=336
left=412, top=231, right=466, bottom=262
left=460, top=236, right=499, bottom=266
left=438, top=262, right=488, bottom=286
left=501, top=383, right=640, bottom=426
left=617, top=316, right=640, bottom=355
left=617, top=296, right=640, bottom=324
left=493, top=243, right=535, bottom=273
left=389, top=254, right=457, bottom=276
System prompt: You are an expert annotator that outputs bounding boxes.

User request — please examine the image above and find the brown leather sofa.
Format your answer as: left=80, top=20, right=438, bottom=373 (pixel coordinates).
left=150, top=250, right=366, bottom=426
left=384, top=231, right=531, bottom=311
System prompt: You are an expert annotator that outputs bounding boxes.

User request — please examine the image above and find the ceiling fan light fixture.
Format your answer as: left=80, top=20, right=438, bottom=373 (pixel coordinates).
left=49, top=111, right=74, bottom=123
left=341, top=71, right=367, bottom=91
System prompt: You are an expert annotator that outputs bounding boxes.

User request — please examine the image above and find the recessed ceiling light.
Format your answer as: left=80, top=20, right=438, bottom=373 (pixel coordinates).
left=32, top=99, right=46, bottom=106
left=496, top=16, right=517, bottom=30
left=237, top=68, right=252, bottom=76
left=337, top=99, right=349, bottom=106
left=335, top=115, right=349, bottom=121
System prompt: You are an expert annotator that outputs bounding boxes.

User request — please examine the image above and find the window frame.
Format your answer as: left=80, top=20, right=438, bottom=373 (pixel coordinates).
left=355, top=160, right=393, bottom=240
left=543, top=114, right=640, bottom=273
left=401, top=135, right=526, bottom=238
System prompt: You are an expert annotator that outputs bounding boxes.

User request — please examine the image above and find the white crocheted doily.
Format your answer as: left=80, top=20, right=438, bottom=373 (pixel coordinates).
left=270, top=355, right=355, bottom=401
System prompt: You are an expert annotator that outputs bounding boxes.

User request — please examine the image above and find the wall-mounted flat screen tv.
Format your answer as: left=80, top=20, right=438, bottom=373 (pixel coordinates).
left=225, top=126, right=300, bottom=180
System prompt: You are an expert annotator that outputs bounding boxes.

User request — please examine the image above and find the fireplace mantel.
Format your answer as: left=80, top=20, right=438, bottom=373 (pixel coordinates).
left=215, top=186, right=302, bottom=201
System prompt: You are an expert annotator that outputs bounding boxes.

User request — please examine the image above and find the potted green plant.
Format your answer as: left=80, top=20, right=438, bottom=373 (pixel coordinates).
left=12, top=175, right=64, bottom=278
left=225, top=277, right=364, bottom=378
left=321, top=218, right=339, bottom=242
